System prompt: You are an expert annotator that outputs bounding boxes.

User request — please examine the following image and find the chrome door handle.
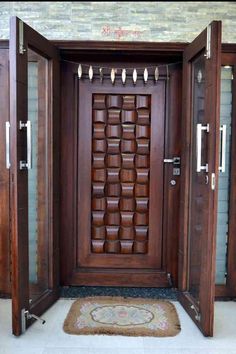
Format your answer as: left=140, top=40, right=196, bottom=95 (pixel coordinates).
left=163, top=157, right=180, bottom=164
left=19, top=120, right=32, bottom=170
left=26, top=120, right=32, bottom=169
left=196, top=123, right=209, bottom=172
left=5, top=122, right=10, bottom=169
left=219, top=124, right=226, bottom=173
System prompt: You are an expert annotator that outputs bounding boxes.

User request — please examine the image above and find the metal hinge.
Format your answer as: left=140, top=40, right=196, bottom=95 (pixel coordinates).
left=204, top=25, right=211, bottom=59
left=21, top=309, right=46, bottom=333
left=19, top=20, right=26, bottom=55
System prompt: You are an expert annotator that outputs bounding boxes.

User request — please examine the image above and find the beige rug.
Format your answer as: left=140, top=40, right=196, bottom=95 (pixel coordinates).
left=63, top=297, right=181, bottom=337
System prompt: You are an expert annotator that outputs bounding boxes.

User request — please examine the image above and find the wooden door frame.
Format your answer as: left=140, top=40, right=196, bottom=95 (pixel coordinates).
left=59, top=46, right=182, bottom=288
left=1, top=38, right=236, bottom=295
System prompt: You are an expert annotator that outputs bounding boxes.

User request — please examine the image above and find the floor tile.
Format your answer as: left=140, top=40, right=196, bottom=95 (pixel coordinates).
left=1, top=299, right=236, bottom=354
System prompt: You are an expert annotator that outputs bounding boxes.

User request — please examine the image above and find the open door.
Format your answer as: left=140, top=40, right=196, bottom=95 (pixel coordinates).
left=10, top=17, right=60, bottom=335
left=178, top=21, right=222, bottom=336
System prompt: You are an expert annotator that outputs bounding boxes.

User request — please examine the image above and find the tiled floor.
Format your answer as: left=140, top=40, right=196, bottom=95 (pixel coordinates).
left=1, top=299, right=236, bottom=354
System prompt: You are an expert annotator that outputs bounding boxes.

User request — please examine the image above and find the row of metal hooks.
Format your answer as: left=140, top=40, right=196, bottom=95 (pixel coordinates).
left=77, top=64, right=162, bottom=85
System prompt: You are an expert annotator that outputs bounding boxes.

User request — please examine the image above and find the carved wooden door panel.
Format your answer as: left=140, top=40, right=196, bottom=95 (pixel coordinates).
left=74, top=80, right=167, bottom=286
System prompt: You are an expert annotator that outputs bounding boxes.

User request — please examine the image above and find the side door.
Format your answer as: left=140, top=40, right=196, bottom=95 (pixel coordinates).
left=178, top=21, right=222, bottom=336
left=10, top=16, right=60, bottom=336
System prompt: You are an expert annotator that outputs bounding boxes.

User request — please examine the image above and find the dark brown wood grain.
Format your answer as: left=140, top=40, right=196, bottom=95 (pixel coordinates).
left=60, top=56, right=181, bottom=287
left=1, top=39, right=235, bottom=55
left=78, top=81, right=165, bottom=272
left=1, top=18, right=235, bottom=336
left=178, top=21, right=222, bottom=337
left=10, top=16, right=60, bottom=336
left=163, top=63, right=182, bottom=287
left=0, top=48, right=11, bottom=297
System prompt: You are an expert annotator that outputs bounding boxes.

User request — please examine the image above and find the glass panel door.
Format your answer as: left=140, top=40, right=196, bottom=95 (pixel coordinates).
left=188, top=53, right=208, bottom=302
left=27, top=49, right=50, bottom=303
left=10, top=16, right=60, bottom=336
left=178, top=21, right=222, bottom=337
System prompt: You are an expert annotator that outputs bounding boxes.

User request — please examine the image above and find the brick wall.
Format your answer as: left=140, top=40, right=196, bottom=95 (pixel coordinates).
left=0, top=1, right=235, bottom=42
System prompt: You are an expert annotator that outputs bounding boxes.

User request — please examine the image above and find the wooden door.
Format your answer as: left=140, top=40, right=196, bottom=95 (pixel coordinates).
left=73, top=78, right=167, bottom=286
left=0, top=46, right=11, bottom=296
left=10, top=17, right=60, bottom=336
left=178, top=21, right=222, bottom=336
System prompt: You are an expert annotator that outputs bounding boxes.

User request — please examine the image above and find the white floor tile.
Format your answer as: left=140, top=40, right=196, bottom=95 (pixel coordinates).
left=43, top=348, right=145, bottom=354
left=1, top=298, right=236, bottom=354
left=3, top=348, right=44, bottom=354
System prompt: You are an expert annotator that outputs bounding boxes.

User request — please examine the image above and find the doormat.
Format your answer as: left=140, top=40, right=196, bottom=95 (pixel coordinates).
left=63, top=296, right=181, bottom=337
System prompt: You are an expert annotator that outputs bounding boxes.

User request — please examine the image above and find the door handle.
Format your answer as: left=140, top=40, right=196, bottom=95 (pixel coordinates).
left=163, top=157, right=180, bottom=165
left=196, top=123, right=209, bottom=172
left=19, top=120, right=32, bottom=170
left=5, top=122, right=10, bottom=169
left=219, top=124, right=226, bottom=173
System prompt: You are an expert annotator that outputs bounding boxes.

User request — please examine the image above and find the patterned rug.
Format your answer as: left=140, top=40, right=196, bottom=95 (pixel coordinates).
left=63, top=297, right=181, bottom=337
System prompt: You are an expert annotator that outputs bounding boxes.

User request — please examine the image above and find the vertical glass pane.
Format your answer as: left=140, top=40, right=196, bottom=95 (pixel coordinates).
left=188, top=54, right=207, bottom=303
left=28, top=48, right=49, bottom=303
left=215, top=66, right=233, bottom=285
left=28, top=61, right=38, bottom=285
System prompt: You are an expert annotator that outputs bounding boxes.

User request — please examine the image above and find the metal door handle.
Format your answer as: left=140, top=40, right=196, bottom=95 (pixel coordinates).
left=219, top=124, right=226, bottom=173
left=5, top=122, right=10, bottom=169
left=26, top=120, right=32, bottom=169
left=19, top=120, right=32, bottom=170
left=163, top=157, right=180, bottom=164
left=196, top=123, right=209, bottom=172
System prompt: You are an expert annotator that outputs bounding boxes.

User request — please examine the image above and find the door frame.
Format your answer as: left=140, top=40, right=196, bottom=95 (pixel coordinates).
left=59, top=49, right=182, bottom=288
left=1, top=38, right=235, bottom=296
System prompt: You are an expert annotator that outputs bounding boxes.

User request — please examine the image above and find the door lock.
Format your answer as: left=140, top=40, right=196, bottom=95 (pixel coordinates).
left=163, top=157, right=181, bottom=165
left=164, top=157, right=181, bottom=176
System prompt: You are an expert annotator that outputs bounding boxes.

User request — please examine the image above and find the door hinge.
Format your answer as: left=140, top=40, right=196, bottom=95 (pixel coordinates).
left=190, top=304, right=201, bottom=322
left=204, top=24, right=211, bottom=59
left=19, top=20, right=26, bottom=54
